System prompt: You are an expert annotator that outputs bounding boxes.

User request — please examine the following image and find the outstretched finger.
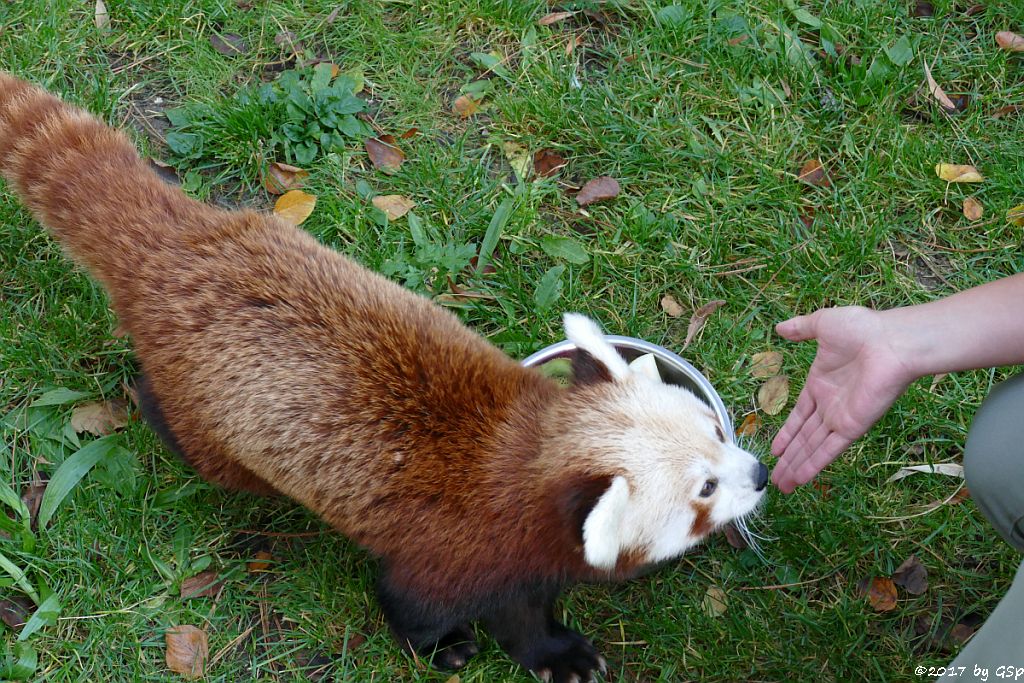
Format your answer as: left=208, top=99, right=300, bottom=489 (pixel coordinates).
left=772, top=411, right=826, bottom=493
left=775, top=310, right=821, bottom=342
left=792, top=432, right=854, bottom=488
left=771, top=388, right=817, bottom=457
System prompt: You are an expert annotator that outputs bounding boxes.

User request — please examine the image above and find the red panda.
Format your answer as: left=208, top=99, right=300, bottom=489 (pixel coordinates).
left=0, top=72, right=768, bottom=682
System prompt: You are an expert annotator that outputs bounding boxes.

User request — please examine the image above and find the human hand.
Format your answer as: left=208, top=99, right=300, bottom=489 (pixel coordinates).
left=770, top=306, right=919, bottom=493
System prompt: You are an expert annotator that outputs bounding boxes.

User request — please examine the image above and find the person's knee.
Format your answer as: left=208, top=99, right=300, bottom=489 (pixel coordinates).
left=964, top=373, right=1024, bottom=551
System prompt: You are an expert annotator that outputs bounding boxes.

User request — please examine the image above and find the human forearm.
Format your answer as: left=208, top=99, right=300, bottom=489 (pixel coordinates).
left=882, top=272, right=1024, bottom=379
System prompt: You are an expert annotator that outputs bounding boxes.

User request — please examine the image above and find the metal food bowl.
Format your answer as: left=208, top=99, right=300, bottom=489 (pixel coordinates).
left=521, top=336, right=734, bottom=439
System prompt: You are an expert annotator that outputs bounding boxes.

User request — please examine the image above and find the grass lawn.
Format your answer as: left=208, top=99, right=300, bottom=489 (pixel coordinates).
left=2, top=0, right=1023, bottom=680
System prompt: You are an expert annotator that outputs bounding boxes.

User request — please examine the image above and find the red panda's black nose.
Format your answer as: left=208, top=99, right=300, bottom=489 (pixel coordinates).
left=754, top=463, right=769, bottom=491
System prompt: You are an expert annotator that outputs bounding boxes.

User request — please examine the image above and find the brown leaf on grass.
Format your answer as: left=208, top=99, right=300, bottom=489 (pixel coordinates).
left=913, top=1, right=934, bottom=17
left=533, top=149, right=567, bottom=178
left=936, top=163, right=984, bottom=183
left=21, top=473, right=46, bottom=530
left=537, top=11, right=576, bottom=26
left=263, top=162, right=309, bottom=195
left=274, top=30, right=304, bottom=56
left=1007, top=205, right=1024, bottom=226
left=992, top=105, right=1021, bottom=119
left=683, top=299, right=726, bottom=349
left=565, top=34, right=586, bottom=56
left=94, top=0, right=109, bottom=30
left=371, top=194, right=416, bottom=221
left=0, top=596, right=32, bottom=630
left=736, top=413, right=761, bottom=438
left=812, top=481, right=832, bottom=499
left=723, top=522, right=749, bottom=549
left=365, top=137, right=404, bottom=174
left=757, top=375, right=790, bottom=416
left=702, top=585, right=728, bottom=617
left=575, top=176, right=620, bottom=206
left=248, top=550, right=273, bottom=573
left=727, top=34, right=749, bottom=46
left=70, top=400, right=129, bottom=436
left=149, top=159, right=180, bottom=186
left=923, top=61, right=959, bottom=113
left=750, top=351, right=783, bottom=378
left=400, top=127, right=419, bottom=139
left=892, top=555, right=929, bottom=595
left=452, top=95, right=480, bottom=118
left=210, top=33, right=249, bottom=56
left=166, top=625, right=208, bottom=679
left=326, top=6, right=342, bottom=23
left=797, top=159, right=830, bottom=187
left=180, top=570, right=225, bottom=600
left=963, top=197, right=983, bottom=221
left=858, top=576, right=898, bottom=612
left=996, top=31, right=1024, bottom=52
left=273, top=190, right=317, bottom=226
left=659, top=294, right=684, bottom=318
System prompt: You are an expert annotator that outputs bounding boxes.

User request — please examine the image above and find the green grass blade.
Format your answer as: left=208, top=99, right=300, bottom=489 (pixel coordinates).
left=0, top=642, right=37, bottom=680
left=476, top=197, right=514, bottom=275
left=0, top=478, right=30, bottom=525
left=37, top=435, right=117, bottom=530
left=16, top=593, right=60, bottom=642
left=29, top=388, right=89, bottom=407
left=0, top=549, right=39, bottom=604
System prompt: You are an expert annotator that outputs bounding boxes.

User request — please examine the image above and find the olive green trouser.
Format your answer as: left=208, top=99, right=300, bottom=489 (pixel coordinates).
left=946, top=373, right=1024, bottom=680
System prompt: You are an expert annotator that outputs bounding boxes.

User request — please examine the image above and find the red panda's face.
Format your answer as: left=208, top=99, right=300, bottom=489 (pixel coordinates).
left=556, top=314, right=769, bottom=572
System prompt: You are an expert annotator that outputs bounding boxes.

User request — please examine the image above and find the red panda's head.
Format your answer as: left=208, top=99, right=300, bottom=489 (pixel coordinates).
left=547, top=314, right=769, bottom=573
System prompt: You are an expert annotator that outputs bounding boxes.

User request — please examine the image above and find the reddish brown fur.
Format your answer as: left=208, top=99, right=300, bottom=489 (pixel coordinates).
left=0, top=72, right=633, bottom=605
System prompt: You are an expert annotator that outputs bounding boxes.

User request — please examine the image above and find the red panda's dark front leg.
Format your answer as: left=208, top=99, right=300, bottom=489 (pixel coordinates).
left=375, top=571, right=479, bottom=670
left=481, top=584, right=607, bottom=683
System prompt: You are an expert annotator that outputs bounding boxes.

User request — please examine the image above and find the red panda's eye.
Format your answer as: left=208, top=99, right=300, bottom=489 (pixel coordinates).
left=699, top=479, right=718, bottom=497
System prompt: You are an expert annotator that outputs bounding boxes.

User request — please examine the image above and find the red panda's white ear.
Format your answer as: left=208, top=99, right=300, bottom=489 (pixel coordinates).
left=582, top=475, right=630, bottom=570
left=563, top=314, right=629, bottom=383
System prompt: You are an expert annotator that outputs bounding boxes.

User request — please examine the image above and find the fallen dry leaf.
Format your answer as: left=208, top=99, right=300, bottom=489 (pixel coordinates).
left=575, top=176, right=620, bottom=206
left=565, top=33, right=586, bottom=56
left=0, top=596, right=32, bottom=630
left=951, top=621, right=979, bottom=645
left=533, top=149, right=567, bottom=178
left=683, top=299, right=726, bottom=349
left=248, top=550, right=273, bottom=573
left=736, top=413, right=761, bottom=438
left=992, top=105, right=1021, bottom=119
left=273, top=190, right=317, bottom=226
left=501, top=141, right=532, bottom=181
left=702, top=586, right=728, bottom=617
left=21, top=473, right=46, bottom=530
left=996, top=31, right=1024, bottom=52
left=399, top=127, right=419, bottom=139
left=1007, top=204, right=1024, bottom=226
left=166, top=625, right=208, bottom=679
left=923, top=61, right=958, bottom=113
left=963, top=197, right=984, bottom=222
left=263, top=162, right=309, bottom=195
left=887, top=463, right=964, bottom=483
left=371, top=194, right=416, bottom=221
left=797, top=159, right=830, bottom=187
left=443, top=675, right=461, bottom=683
left=936, top=163, right=984, bottom=183
left=94, top=0, right=109, bottom=30
left=149, top=159, right=180, bottom=186
left=537, top=11, right=576, bottom=26
left=861, top=576, right=898, bottom=612
left=326, top=6, right=341, bottom=23
left=812, top=480, right=832, bottom=499
left=913, top=1, right=934, bottom=17
left=660, top=294, right=684, bottom=318
left=750, top=351, right=783, bottom=378
left=452, top=95, right=480, bottom=118
left=365, top=137, right=404, bottom=174
left=180, top=570, right=225, bottom=600
left=70, top=400, right=129, bottom=436
left=727, top=34, right=749, bottom=46
left=757, top=375, right=790, bottom=416
left=892, top=555, right=929, bottom=595
left=210, top=33, right=248, bottom=56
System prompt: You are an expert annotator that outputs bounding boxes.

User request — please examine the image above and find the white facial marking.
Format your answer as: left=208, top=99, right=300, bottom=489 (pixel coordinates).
left=581, top=475, right=630, bottom=569
left=563, top=314, right=630, bottom=382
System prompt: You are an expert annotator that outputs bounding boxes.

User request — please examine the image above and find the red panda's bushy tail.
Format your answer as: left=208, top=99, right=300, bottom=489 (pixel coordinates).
left=0, top=71, right=210, bottom=290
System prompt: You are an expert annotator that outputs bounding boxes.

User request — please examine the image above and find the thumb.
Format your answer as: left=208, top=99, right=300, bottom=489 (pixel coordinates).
left=775, top=311, right=820, bottom=342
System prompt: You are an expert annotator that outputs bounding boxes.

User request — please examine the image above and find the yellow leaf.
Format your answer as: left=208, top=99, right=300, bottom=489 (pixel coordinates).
left=750, top=351, right=783, bottom=378
left=501, top=141, right=532, bottom=182
left=273, top=190, right=317, bottom=225
left=736, top=413, right=761, bottom=438
left=702, top=585, right=728, bottom=617
left=963, top=197, right=983, bottom=222
left=165, top=625, right=208, bottom=679
left=1008, top=204, right=1024, bottom=226
left=453, top=95, right=480, bottom=118
left=371, top=194, right=416, bottom=221
left=935, top=163, right=984, bottom=183
left=757, top=375, right=790, bottom=415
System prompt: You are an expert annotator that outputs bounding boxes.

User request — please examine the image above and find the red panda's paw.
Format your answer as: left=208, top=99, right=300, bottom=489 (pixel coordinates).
left=428, top=625, right=479, bottom=671
left=529, top=627, right=607, bottom=683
